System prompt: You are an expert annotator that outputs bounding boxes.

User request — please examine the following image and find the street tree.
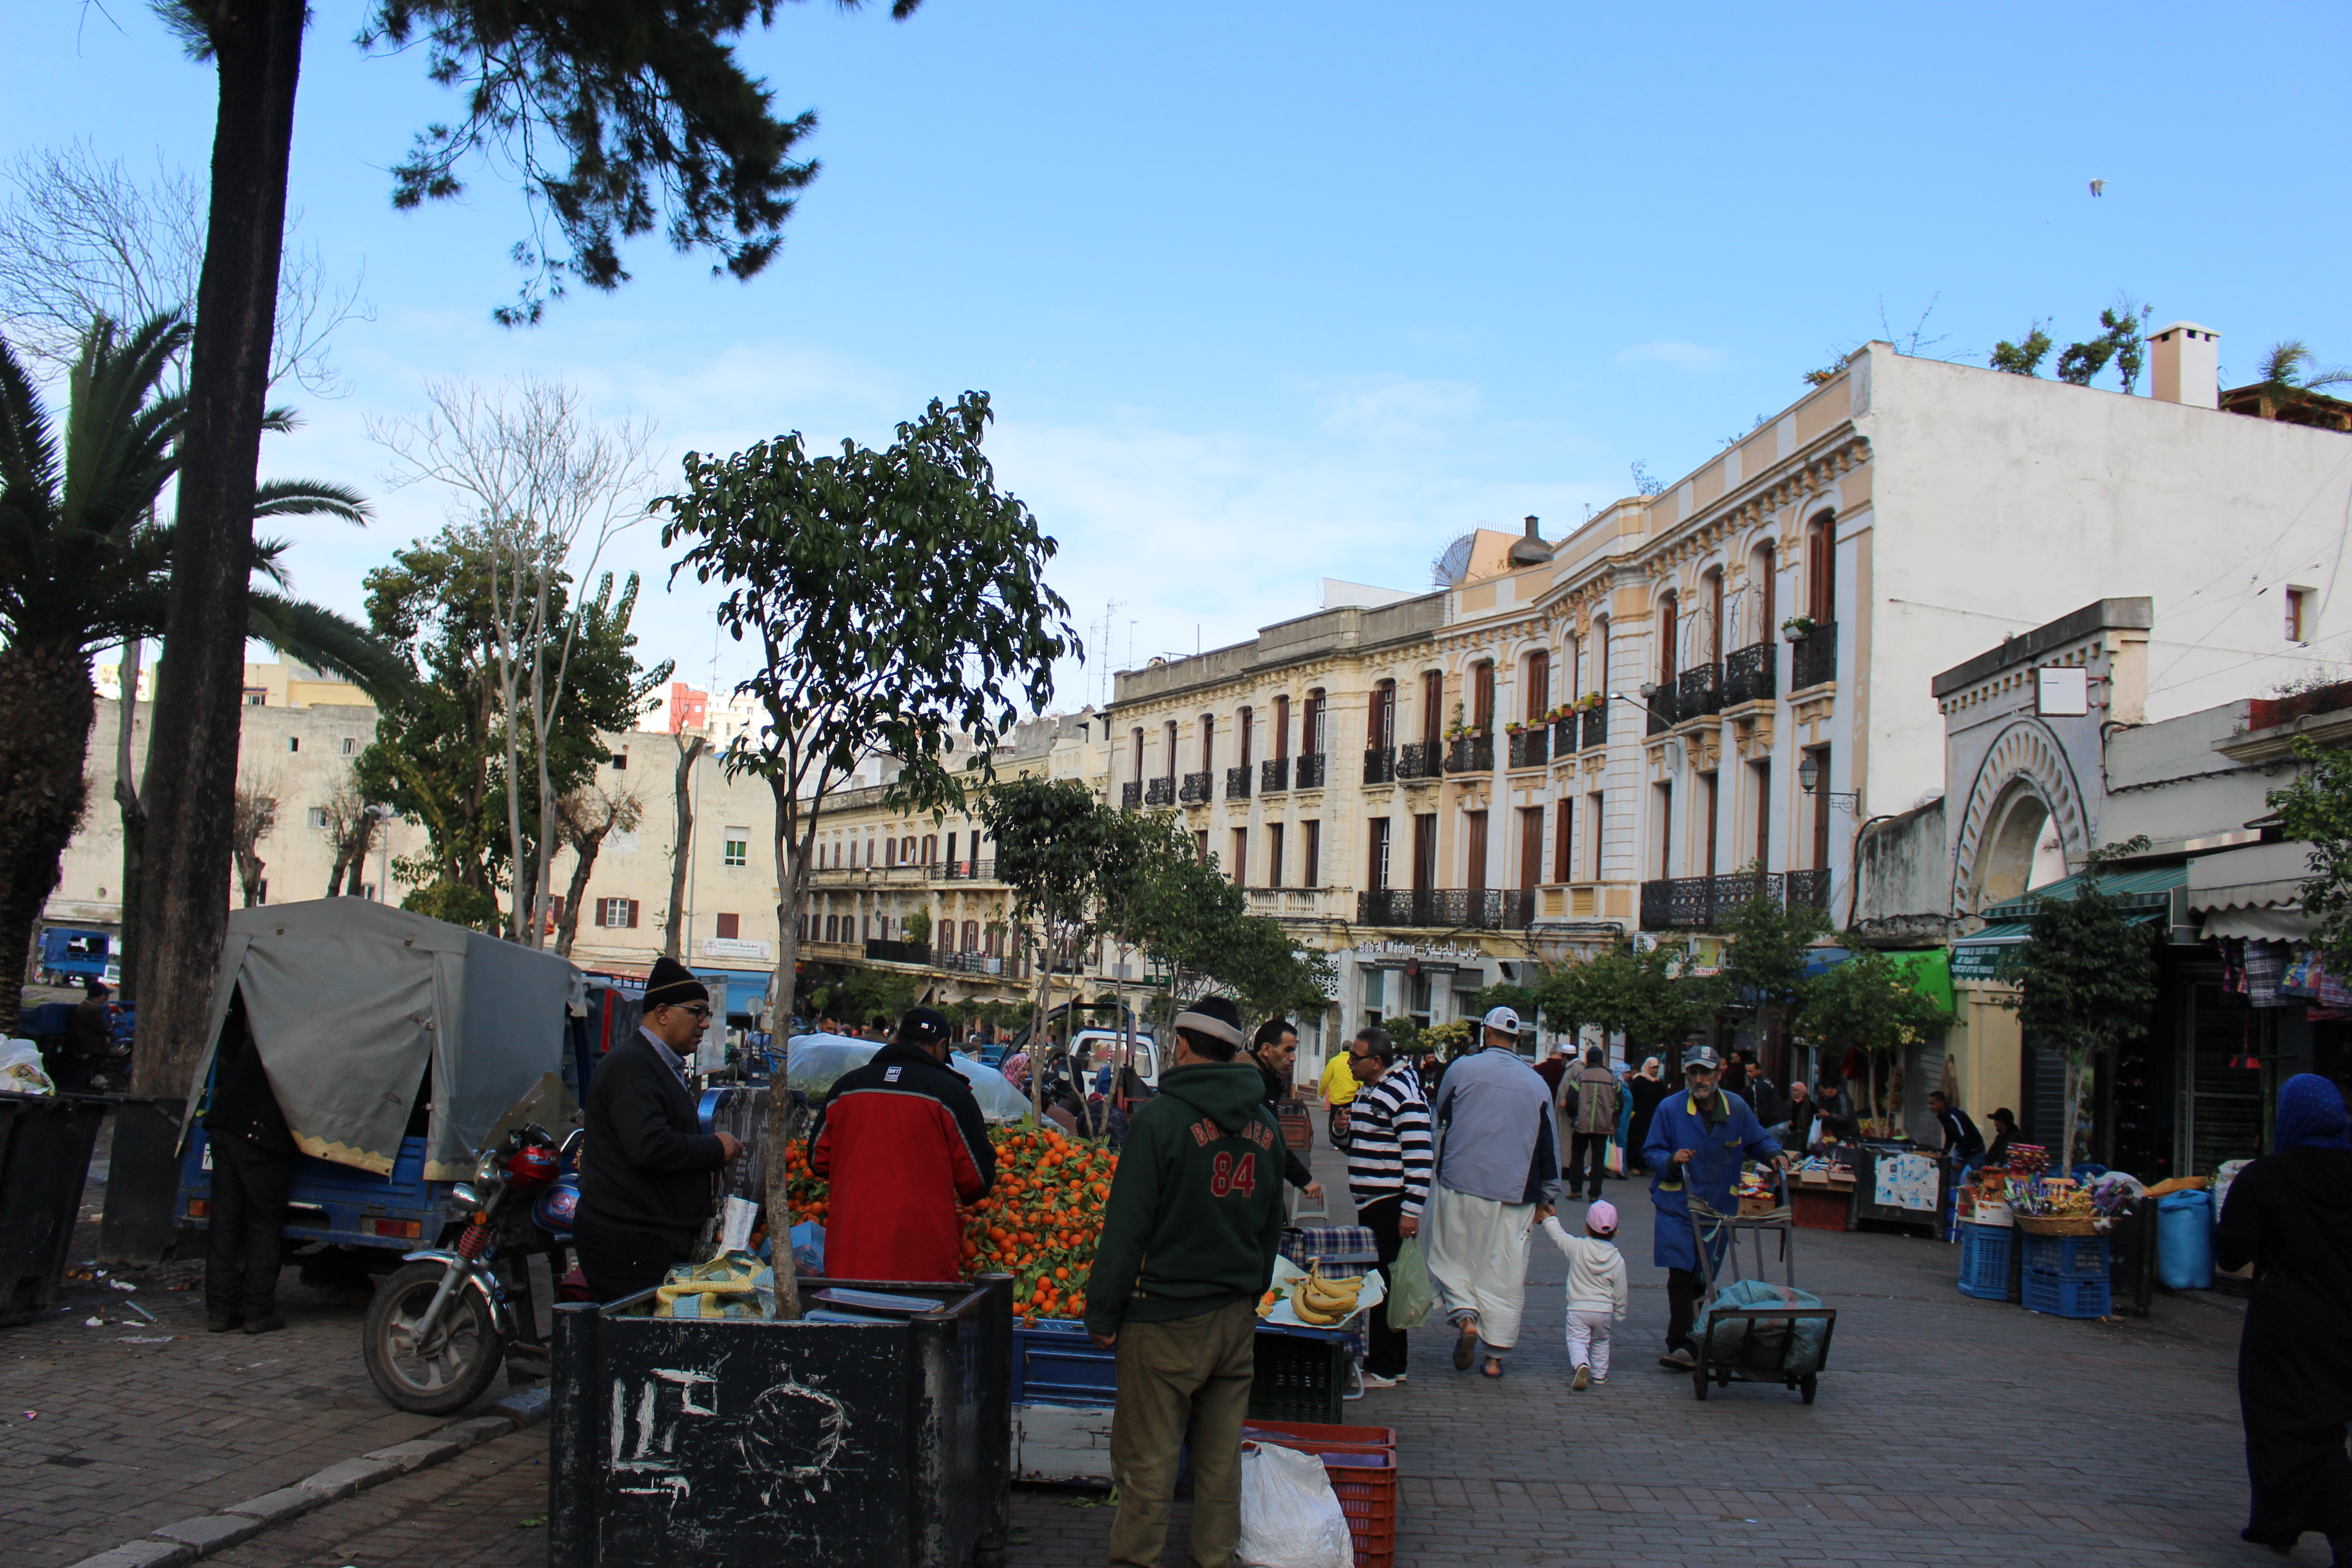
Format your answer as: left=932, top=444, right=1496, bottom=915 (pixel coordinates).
left=1538, top=940, right=1723, bottom=1061
left=135, top=0, right=922, bottom=1101
left=1715, top=884, right=1833, bottom=1074
left=2269, top=738, right=2352, bottom=976
left=664, top=731, right=712, bottom=960
left=1801, top=949, right=1953, bottom=1137
left=0, top=315, right=399, bottom=1037
left=231, top=776, right=280, bottom=908
left=980, top=776, right=1112, bottom=1121
left=315, top=782, right=381, bottom=896
left=551, top=781, right=645, bottom=957
left=1994, top=838, right=2159, bottom=1176
left=659, top=390, right=1076, bottom=1314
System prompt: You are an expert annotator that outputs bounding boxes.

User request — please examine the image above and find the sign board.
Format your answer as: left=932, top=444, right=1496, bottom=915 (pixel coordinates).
left=2035, top=666, right=2090, bottom=717
left=701, top=937, right=772, bottom=960
left=1350, top=940, right=1483, bottom=964
left=1950, top=940, right=2021, bottom=983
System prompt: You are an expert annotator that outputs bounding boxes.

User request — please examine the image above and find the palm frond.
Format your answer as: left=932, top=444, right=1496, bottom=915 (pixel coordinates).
left=245, top=590, right=416, bottom=706
left=251, top=477, right=370, bottom=525
left=0, top=334, right=62, bottom=521
left=2261, top=340, right=2312, bottom=389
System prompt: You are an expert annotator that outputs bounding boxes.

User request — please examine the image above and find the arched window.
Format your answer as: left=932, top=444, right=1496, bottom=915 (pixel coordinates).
left=1658, top=592, right=1679, bottom=686
left=1273, top=694, right=1291, bottom=759
left=1703, top=568, right=1725, bottom=667
left=1806, top=512, right=1835, bottom=621
left=1523, top=649, right=1549, bottom=722
left=1471, top=662, right=1494, bottom=730
left=1371, top=680, right=1397, bottom=749
left=1303, top=689, right=1326, bottom=755
left=1752, top=539, right=1777, bottom=646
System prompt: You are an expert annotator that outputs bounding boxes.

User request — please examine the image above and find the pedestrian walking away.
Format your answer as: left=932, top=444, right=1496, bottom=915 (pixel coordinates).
left=1643, top=1043, right=1785, bottom=1370
left=1567, top=1046, right=1620, bottom=1200
left=1538, top=1198, right=1627, bottom=1390
left=1625, top=1057, right=1670, bottom=1175
left=572, top=956, right=741, bottom=1302
left=1248, top=1017, right=1324, bottom=1207
left=1424, top=1005, right=1560, bottom=1379
left=203, top=994, right=295, bottom=1334
left=2215, top=1073, right=2352, bottom=1566
left=810, top=1006, right=996, bottom=1283
left=1342, top=1027, right=1432, bottom=1387
left=1083, top=996, right=1286, bottom=1568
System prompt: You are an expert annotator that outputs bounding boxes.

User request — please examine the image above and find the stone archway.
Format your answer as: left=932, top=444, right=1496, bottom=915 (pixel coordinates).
left=1951, top=719, right=2089, bottom=915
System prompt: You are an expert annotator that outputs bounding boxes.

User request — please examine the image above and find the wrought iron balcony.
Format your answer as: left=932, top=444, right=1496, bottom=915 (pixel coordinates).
left=1581, top=706, right=1607, bottom=750
left=1396, top=742, right=1441, bottom=780
left=1507, top=729, right=1548, bottom=769
left=1145, top=775, right=1175, bottom=807
left=1552, top=716, right=1577, bottom=756
left=941, top=859, right=998, bottom=881
left=1790, top=620, right=1837, bottom=691
left=1646, top=687, right=1675, bottom=737
left=940, top=951, right=1002, bottom=975
left=1225, top=765, right=1252, bottom=800
left=1723, top=641, right=1775, bottom=706
left=1295, top=753, right=1326, bottom=789
left=864, top=938, right=931, bottom=965
left=1260, top=756, right=1290, bottom=793
left=1445, top=735, right=1494, bottom=773
left=1121, top=780, right=1142, bottom=811
left=1677, top=663, right=1723, bottom=722
left=1362, top=745, right=1395, bottom=785
left=1179, top=771, right=1213, bottom=804
left=1639, top=871, right=1788, bottom=931
left=1355, top=888, right=1535, bottom=930
left=1787, top=867, right=1833, bottom=909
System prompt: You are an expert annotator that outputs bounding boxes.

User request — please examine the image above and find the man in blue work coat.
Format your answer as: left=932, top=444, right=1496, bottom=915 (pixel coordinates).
left=1644, top=1043, right=1786, bottom=1370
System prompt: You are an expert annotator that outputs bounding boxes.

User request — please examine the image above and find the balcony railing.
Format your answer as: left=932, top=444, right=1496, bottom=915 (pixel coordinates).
left=940, top=858, right=997, bottom=881
left=1260, top=756, right=1290, bottom=793
left=1646, top=687, right=1675, bottom=736
left=1179, top=771, right=1213, bottom=804
left=1355, top=888, right=1536, bottom=930
left=939, top=951, right=1003, bottom=975
left=1145, top=776, right=1175, bottom=807
left=1791, top=621, right=1837, bottom=691
left=1507, top=729, right=1548, bottom=769
left=1581, top=706, right=1607, bottom=750
left=1445, top=735, right=1494, bottom=773
left=1295, top=753, right=1327, bottom=789
left=1638, top=871, right=1791, bottom=931
left=1724, top=641, right=1775, bottom=706
left=1225, top=765, right=1252, bottom=801
left=1552, top=716, right=1577, bottom=756
left=1396, top=742, right=1441, bottom=780
left=1677, top=663, right=1723, bottom=722
left=864, top=938, right=932, bottom=965
left=1363, top=745, right=1395, bottom=785
left=1121, top=780, right=1142, bottom=811
left=1787, top=867, right=1832, bottom=909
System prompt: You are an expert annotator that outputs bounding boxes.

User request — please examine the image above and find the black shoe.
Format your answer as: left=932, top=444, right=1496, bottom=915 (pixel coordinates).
left=206, top=1316, right=242, bottom=1334
left=242, top=1314, right=285, bottom=1335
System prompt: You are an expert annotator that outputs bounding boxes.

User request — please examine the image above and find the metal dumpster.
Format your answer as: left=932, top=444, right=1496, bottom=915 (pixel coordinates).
left=0, top=1093, right=112, bottom=1326
left=548, top=1274, right=1014, bottom=1568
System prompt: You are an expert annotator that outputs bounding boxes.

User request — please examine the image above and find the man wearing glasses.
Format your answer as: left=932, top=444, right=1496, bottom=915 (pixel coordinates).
left=573, top=956, right=743, bottom=1301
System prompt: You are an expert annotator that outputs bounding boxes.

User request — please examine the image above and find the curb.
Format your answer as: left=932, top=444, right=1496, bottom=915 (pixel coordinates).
left=64, top=1387, right=550, bottom=1568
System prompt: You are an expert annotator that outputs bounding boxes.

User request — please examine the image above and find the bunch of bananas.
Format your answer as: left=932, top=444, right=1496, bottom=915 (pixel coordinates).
left=1287, top=1262, right=1363, bottom=1326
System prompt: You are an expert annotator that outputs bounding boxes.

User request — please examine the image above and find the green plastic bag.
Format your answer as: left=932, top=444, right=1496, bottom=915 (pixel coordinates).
left=1386, top=1237, right=1436, bottom=1329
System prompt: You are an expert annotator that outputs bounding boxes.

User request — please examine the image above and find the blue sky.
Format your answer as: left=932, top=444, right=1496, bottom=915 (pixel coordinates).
left=9, top=0, right=2351, bottom=714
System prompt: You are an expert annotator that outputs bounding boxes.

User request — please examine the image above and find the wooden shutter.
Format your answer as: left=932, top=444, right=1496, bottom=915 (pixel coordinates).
left=627, top=899, right=641, bottom=929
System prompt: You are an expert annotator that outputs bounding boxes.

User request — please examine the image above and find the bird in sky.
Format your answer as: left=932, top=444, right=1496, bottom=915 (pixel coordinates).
left=2089, top=179, right=2107, bottom=197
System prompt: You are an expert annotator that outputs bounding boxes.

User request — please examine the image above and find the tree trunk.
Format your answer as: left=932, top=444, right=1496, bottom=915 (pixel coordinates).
left=763, top=781, right=815, bottom=1322
left=132, top=0, right=306, bottom=1096
left=0, top=646, right=100, bottom=1034
left=664, top=734, right=706, bottom=959
left=554, top=828, right=607, bottom=958
left=113, top=640, right=146, bottom=1005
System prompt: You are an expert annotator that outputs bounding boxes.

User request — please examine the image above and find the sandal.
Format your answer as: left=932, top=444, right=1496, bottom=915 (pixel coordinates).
left=1452, top=1326, right=1477, bottom=1371
left=1481, top=1359, right=1505, bottom=1379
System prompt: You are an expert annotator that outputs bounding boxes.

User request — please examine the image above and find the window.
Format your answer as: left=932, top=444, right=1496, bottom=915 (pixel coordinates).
left=342, top=736, right=356, bottom=756
left=287, top=735, right=299, bottom=753
left=902, top=836, right=915, bottom=864
left=1131, top=726, right=1145, bottom=781
left=1412, top=813, right=1436, bottom=892
left=598, top=897, right=641, bottom=929
left=1231, top=828, right=1248, bottom=886
left=610, top=750, right=629, bottom=770
left=1806, top=512, right=1836, bottom=620
left=1752, top=759, right=1772, bottom=871
left=243, top=688, right=268, bottom=706
left=1700, top=770, right=1719, bottom=876
left=1597, top=619, right=1612, bottom=695
left=1471, top=663, right=1494, bottom=730
left=1554, top=799, right=1574, bottom=883
left=1371, top=681, right=1396, bottom=749
left=1656, top=781, right=1674, bottom=878
left=1519, top=805, right=1544, bottom=889
left=1420, top=671, right=1444, bottom=749
left=1808, top=746, right=1833, bottom=869
left=921, top=834, right=936, bottom=865
left=1705, top=568, right=1725, bottom=666
left=1589, top=791, right=1605, bottom=880
left=1303, top=821, right=1321, bottom=887
left=1237, top=706, right=1253, bottom=770
left=1658, top=592, right=1679, bottom=687
left=1268, top=822, right=1285, bottom=888
left=1368, top=818, right=1392, bottom=892
left=885, top=838, right=897, bottom=867
left=1465, top=810, right=1489, bottom=892
left=308, top=806, right=331, bottom=830
left=715, top=913, right=740, bottom=940
left=947, top=832, right=959, bottom=867
left=1754, top=539, right=1778, bottom=644
left=2288, top=585, right=2313, bottom=642
left=1195, top=830, right=1209, bottom=862
left=865, top=839, right=876, bottom=866
left=1200, top=712, right=1215, bottom=773
left=1303, top=689, right=1326, bottom=755
left=1274, top=695, right=1291, bottom=759
left=723, top=830, right=749, bottom=867
left=1523, top=651, right=1548, bottom=723
left=963, top=919, right=979, bottom=952
left=1163, top=720, right=1178, bottom=778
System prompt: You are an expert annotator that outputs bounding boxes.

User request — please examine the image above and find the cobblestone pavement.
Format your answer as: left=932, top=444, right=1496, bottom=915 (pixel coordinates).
left=8, top=1143, right=2299, bottom=1568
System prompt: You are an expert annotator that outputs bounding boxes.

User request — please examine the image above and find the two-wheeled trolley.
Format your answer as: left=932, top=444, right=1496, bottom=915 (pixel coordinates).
left=1687, top=1169, right=1838, bottom=1405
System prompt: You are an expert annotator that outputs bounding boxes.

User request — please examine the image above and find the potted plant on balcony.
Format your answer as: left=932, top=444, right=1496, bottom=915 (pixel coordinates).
left=1504, top=720, right=1525, bottom=735
left=1781, top=615, right=1816, bottom=642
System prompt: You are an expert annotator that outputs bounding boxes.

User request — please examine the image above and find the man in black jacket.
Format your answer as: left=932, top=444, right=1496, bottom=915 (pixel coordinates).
left=574, top=957, right=741, bottom=1301
left=205, top=1000, right=296, bottom=1334
left=1248, top=1019, right=1323, bottom=1207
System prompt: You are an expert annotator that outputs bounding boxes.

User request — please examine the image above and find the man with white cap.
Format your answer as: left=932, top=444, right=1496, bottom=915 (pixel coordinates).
left=1644, top=1041, right=1786, bottom=1370
left=1424, top=1004, right=1560, bottom=1379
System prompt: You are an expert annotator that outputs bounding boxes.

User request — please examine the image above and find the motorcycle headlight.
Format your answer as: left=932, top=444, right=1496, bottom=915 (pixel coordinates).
left=449, top=1182, right=483, bottom=1210
left=474, top=1150, right=501, bottom=1185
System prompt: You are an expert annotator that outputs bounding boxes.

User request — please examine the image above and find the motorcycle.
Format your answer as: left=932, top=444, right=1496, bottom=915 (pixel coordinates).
left=361, top=1123, right=582, bottom=1415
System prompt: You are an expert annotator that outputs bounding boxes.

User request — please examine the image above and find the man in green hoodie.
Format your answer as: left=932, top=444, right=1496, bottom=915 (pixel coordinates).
left=1084, top=995, right=1286, bottom=1568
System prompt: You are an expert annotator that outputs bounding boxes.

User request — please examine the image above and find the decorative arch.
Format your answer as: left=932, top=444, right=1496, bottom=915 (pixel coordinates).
left=1950, top=718, right=2091, bottom=915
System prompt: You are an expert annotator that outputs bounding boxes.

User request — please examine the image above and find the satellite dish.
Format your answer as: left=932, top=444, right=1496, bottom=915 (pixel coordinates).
left=1431, top=533, right=1476, bottom=587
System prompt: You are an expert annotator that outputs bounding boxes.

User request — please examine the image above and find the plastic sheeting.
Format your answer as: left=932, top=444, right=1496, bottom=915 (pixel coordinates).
left=785, top=1033, right=1033, bottom=1121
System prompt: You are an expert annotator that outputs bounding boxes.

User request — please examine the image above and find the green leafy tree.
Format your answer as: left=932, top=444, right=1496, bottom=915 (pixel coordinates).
left=1715, top=885, right=1833, bottom=1071
left=136, top=0, right=921, bottom=1102
left=1994, top=838, right=2158, bottom=1176
left=1989, top=322, right=2052, bottom=376
left=1801, top=949, right=1953, bottom=1136
left=0, top=315, right=398, bottom=1036
left=2056, top=299, right=2150, bottom=392
left=2267, top=739, right=2352, bottom=977
left=1537, top=940, right=1722, bottom=1061
left=982, top=776, right=1116, bottom=1121
left=660, top=389, right=1075, bottom=1314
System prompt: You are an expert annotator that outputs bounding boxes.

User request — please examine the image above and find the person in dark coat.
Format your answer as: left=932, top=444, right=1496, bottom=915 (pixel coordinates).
left=1928, top=1091, right=1984, bottom=1166
left=1247, top=1019, right=1324, bottom=1206
left=204, top=999, right=296, bottom=1333
left=574, top=957, right=740, bottom=1301
left=1984, top=1107, right=2019, bottom=1168
left=2216, top=1073, right=2352, bottom=1564
left=1625, top=1057, right=1672, bottom=1176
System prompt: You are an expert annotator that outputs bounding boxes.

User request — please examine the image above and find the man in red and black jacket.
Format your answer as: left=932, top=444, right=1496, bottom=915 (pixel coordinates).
left=811, top=1007, right=996, bottom=1283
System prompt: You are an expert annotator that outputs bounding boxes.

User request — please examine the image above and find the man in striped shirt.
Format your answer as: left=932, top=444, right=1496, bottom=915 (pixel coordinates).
left=1343, top=1028, right=1433, bottom=1387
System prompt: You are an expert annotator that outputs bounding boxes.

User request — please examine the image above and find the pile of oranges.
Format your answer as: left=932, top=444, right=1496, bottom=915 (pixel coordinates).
left=782, top=1125, right=1118, bottom=1324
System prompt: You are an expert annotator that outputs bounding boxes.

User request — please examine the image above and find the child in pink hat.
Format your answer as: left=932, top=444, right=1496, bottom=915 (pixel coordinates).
left=1539, top=1199, right=1628, bottom=1389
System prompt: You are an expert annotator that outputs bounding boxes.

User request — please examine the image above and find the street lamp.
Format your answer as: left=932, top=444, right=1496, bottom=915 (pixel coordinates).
left=1797, top=755, right=1858, bottom=814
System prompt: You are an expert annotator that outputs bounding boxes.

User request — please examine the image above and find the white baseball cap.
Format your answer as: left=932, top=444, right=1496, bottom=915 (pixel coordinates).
left=1483, top=1005, right=1521, bottom=1034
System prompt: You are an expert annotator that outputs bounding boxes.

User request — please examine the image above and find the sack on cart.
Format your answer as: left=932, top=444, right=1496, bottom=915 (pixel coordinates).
left=1701, top=1278, right=1829, bottom=1374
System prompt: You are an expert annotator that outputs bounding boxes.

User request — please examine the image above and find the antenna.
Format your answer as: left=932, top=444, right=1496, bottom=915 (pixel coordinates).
left=1096, top=599, right=1125, bottom=707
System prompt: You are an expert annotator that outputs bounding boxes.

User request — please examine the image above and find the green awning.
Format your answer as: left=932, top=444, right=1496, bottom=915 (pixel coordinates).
left=1981, top=863, right=2187, bottom=921
left=1884, top=947, right=1955, bottom=1011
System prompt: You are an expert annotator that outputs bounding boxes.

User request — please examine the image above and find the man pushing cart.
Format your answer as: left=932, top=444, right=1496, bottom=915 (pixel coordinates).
left=1643, top=1044, right=1787, bottom=1370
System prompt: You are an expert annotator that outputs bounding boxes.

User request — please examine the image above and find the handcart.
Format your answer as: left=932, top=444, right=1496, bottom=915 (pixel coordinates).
left=1687, top=1169, right=1838, bottom=1404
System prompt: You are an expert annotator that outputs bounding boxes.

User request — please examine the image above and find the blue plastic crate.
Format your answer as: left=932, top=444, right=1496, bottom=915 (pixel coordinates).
left=1957, top=1222, right=2014, bottom=1300
left=2023, top=1234, right=2110, bottom=1279
left=1012, top=1318, right=1117, bottom=1406
left=2022, top=1269, right=2111, bottom=1319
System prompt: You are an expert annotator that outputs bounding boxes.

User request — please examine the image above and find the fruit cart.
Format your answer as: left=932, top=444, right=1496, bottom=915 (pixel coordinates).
left=1687, top=1170, right=1838, bottom=1405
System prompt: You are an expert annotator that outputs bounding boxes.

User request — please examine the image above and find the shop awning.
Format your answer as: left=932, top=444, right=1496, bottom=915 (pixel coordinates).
left=1795, top=944, right=1955, bottom=1010
left=1981, top=862, right=2187, bottom=921
left=2187, top=841, right=2316, bottom=941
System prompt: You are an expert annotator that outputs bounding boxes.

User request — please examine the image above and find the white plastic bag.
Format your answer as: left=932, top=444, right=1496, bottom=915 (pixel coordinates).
left=1237, top=1441, right=1353, bottom=1568
left=0, top=1042, right=54, bottom=1096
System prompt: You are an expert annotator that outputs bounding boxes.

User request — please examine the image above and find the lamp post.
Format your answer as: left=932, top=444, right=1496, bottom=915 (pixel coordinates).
left=1797, top=754, right=1859, bottom=814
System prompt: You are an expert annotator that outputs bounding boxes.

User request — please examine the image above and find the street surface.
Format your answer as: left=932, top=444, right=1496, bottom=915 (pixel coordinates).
left=3, top=1138, right=2286, bottom=1567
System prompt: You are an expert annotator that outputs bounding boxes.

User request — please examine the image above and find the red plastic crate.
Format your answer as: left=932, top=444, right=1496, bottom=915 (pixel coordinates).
left=1245, top=1420, right=1399, bottom=1568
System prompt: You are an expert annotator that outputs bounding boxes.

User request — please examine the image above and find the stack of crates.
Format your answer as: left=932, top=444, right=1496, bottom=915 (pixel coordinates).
left=1955, top=1220, right=2014, bottom=1301
left=2021, top=1232, right=2112, bottom=1318
left=1243, top=1420, right=1400, bottom=1568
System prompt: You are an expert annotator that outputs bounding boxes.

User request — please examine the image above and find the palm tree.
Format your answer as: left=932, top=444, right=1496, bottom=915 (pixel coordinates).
left=2254, top=341, right=2352, bottom=412
left=0, top=313, right=407, bottom=1030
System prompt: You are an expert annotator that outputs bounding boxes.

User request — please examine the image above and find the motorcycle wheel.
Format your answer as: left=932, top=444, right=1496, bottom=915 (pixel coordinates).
left=363, top=1260, right=506, bottom=1415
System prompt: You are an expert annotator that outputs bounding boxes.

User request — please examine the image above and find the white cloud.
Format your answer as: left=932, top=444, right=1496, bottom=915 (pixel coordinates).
left=1612, top=339, right=1729, bottom=374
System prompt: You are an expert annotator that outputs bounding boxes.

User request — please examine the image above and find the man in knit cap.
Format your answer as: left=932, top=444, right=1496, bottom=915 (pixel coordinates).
left=573, top=956, right=741, bottom=1301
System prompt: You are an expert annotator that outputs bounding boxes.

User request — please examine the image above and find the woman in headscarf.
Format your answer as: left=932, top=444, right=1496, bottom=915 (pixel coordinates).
left=2216, top=1073, right=2352, bottom=1565
left=1625, top=1057, right=1672, bottom=1177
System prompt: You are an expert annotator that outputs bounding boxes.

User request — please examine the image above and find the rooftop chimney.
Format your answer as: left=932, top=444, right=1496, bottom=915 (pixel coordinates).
left=1509, top=514, right=1553, bottom=566
left=2149, top=321, right=2220, bottom=409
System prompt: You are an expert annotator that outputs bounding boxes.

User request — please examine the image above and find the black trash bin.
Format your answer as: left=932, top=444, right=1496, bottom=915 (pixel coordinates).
left=0, top=1092, right=112, bottom=1326
left=549, top=1274, right=1013, bottom=1568
left=99, top=1093, right=188, bottom=1265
